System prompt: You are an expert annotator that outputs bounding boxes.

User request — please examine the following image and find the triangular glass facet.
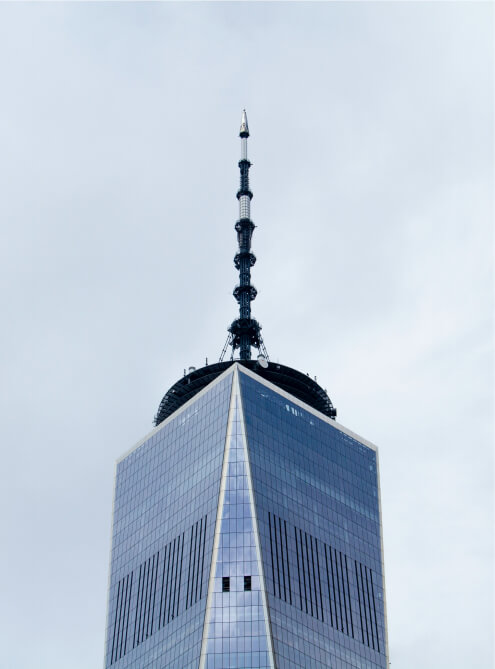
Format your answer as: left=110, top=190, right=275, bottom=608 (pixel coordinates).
left=201, top=381, right=274, bottom=669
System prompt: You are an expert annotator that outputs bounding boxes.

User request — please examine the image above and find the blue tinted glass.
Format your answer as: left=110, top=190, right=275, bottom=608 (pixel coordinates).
left=239, top=370, right=387, bottom=669
left=203, top=394, right=272, bottom=669
left=105, top=366, right=387, bottom=669
left=105, top=374, right=232, bottom=669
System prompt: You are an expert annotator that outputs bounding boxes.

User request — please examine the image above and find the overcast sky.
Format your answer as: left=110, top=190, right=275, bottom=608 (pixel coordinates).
left=0, top=2, right=493, bottom=668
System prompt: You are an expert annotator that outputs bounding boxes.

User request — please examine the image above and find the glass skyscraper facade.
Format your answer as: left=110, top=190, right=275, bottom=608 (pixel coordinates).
left=104, top=364, right=388, bottom=669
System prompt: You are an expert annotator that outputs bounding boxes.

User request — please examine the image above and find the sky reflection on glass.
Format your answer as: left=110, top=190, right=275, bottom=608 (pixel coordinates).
left=204, top=395, right=271, bottom=669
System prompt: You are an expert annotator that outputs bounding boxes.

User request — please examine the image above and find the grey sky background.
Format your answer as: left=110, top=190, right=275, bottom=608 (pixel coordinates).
left=0, top=2, right=492, bottom=668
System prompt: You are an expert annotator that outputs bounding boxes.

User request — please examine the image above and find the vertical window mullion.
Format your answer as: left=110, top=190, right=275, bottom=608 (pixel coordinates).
left=324, top=544, right=335, bottom=628
left=175, top=532, right=185, bottom=617
left=199, top=516, right=207, bottom=600
left=110, top=579, right=122, bottom=664
left=139, top=558, right=151, bottom=644
left=304, top=533, right=314, bottom=616
left=355, top=561, right=365, bottom=643
left=294, top=527, right=303, bottom=612
left=170, top=536, right=180, bottom=620
left=117, top=575, right=129, bottom=658
left=370, top=569, right=381, bottom=652
left=268, top=512, right=276, bottom=596
left=299, top=529, right=309, bottom=613
left=186, top=523, right=195, bottom=610
left=167, top=539, right=177, bottom=624
left=364, top=565, right=375, bottom=650
left=284, top=520, right=292, bottom=605
left=159, top=544, right=169, bottom=629
left=332, top=547, right=344, bottom=632
left=344, top=555, right=354, bottom=638
left=122, top=571, right=133, bottom=658
left=132, top=565, right=143, bottom=648
left=315, top=538, right=324, bottom=623
left=149, top=553, right=159, bottom=638
left=310, top=535, right=319, bottom=620
left=278, top=517, right=287, bottom=602
left=359, top=562, right=370, bottom=646
left=339, top=551, right=350, bottom=635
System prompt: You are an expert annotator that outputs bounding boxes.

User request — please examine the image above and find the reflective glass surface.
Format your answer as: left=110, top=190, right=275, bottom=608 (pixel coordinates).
left=105, top=374, right=232, bottom=669
left=239, top=370, right=387, bottom=669
left=105, top=365, right=387, bottom=669
left=203, top=393, right=273, bottom=669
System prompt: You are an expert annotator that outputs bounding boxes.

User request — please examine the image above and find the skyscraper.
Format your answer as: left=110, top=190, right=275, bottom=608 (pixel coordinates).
left=104, top=112, right=388, bottom=669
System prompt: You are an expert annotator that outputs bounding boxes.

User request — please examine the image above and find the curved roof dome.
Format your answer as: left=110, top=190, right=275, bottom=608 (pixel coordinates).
left=154, top=360, right=337, bottom=426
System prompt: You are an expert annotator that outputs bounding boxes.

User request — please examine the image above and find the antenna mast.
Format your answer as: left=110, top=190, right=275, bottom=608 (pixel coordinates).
left=220, top=111, right=268, bottom=362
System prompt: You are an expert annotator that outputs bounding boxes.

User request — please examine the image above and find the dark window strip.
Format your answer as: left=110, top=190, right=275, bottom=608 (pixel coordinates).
left=193, top=519, right=201, bottom=604
left=339, top=551, right=350, bottom=635
left=323, top=543, right=337, bottom=627
left=110, top=579, right=122, bottom=663
left=111, top=519, right=212, bottom=663
left=364, top=565, right=375, bottom=650
left=122, top=574, right=132, bottom=656
left=122, top=571, right=133, bottom=658
left=161, top=543, right=171, bottom=628
left=138, top=559, right=149, bottom=644
left=299, top=529, right=309, bottom=614
left=194, top=520, right=201, bottom=604
left=157, top=545, right=167, bottom=629
left=175, top=532, right=185, bottom=618
left=148, top=553, right=159, bottom=638
left=268, top=513, right=276, bottom=596
left=304, top=532, right=318, bottom=618
left=328, top=546, right=344, bottom=632
left=355, top=560, right=365, bottom=643
left=192, top=518, right=200, bottom=605
left=163, top=540, right=173, bottom=626
left=195, top=516, right=204, bottom=603
left=337, top=552, right=347, bottom=634
left=370, top=569, right=381, bottom=653
left=191, top=518, right=203, bottom=603
left=170, top=536, right=179, bottom=622
left=344, top=555, right=354, bottom=639
left=274, top=515, right=282, bottom=599
left=278, top=517, right=287, bottom=602
left=143, top=558, right=151, bottom=641
left=310, top=535, right=320, bottom=620
left=186, top=522, right=195, bottom=609
left=171, top=534, right=182, bottom=620
left=329, top=545, right=339, bottom=630
left=315, top=539, right=324, bottom=623
left=258, top=511, right=381, bottom=654
left=199, top=515, right=207, bottom=600
left=167, top=538, right=177, bottom=624
left=359, top=562, right=370, bottom=647
left=143, top=557, right=153, bottom=641
left=114, top=578, right=124, bottom=660
left=294, top=527, right=303, bottom=612
left=117, top=575, right=129, bottom=659
left=132, top=564, right=143, bottom=649
left=301, top=530, right=311, bottom=615
left=283, top=520, right=293, bottom=605
left=137, top=560, right=147, bottom=645
left=332, top=547, right=344, bottom=632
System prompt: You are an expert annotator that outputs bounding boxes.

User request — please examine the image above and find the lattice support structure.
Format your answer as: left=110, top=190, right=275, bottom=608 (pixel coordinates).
left=227, top=110, right=268, bottom=361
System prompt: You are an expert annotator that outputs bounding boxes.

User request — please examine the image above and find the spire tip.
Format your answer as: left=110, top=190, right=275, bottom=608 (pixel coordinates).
left=240, top=109, right=249, bottom=138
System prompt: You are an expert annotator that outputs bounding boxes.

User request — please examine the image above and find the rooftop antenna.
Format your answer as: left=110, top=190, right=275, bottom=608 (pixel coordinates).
left=220, top=110, right=269, bottom=362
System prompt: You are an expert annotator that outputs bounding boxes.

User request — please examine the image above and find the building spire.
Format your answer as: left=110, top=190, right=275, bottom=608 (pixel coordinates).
left=220, top=111, right=268, bottom=362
